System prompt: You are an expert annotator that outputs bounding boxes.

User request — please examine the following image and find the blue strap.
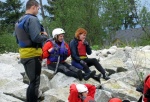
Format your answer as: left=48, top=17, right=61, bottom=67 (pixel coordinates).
left=18, top=15, right=31, bottom=29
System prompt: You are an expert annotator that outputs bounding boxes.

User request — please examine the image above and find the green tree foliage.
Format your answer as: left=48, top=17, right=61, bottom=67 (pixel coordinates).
left=0, top=0, right=24, bottom=35
left=139, top=6, right=150, bottom=27
left=0, top=0, right=24, bottom=53
left=44, top=0, right=104, bottom=45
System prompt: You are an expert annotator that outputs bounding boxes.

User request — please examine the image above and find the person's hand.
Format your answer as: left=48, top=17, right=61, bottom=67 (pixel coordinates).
left=80, top=60, right=87, bottom=65
left=48, top=48, right=54, bottom=53
left=83, top=40, right=89, bottom=46
left=41, top=32, right=48, bottom=36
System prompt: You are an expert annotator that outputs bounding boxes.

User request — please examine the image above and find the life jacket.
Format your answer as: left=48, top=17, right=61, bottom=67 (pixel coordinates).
left=77, top=41, right=86, bottom=57
left=47, top=39, right=68, bottom=62
left=15, top=14, right=42, bottom=48
left=143, top=74, right=150, bottom=102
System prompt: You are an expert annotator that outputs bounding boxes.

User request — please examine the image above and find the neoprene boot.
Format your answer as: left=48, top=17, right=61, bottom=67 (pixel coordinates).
left=103, top=73, right=110, bottom=80
left=92, top=74, right=101, bottom=83
left=84, top=70, right=96, bottom=80
left=77, top=70, right=83, bottom=81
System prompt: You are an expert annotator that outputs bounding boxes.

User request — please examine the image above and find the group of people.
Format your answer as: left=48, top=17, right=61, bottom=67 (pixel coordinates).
left=15, top=0, right=109, bottom=102
left=15, top=0, right=150, bottom=102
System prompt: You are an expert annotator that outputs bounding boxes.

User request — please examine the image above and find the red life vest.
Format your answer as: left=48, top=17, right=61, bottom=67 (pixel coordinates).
left=77, top=41, right=86, bottom=56
left=143, top=74, right=150, bottom=102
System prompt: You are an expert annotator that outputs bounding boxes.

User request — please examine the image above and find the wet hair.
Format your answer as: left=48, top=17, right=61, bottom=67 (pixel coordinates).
left=26, top=0, right=39, bottom=10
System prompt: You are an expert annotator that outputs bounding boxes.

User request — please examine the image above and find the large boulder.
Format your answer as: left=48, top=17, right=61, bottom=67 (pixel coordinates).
left=0, top=63, right=23, bottom=81
left=43, top=87, right=69, bottom=102
left=39, top=74, right=51, bottom=92
left=95, top=90, right=112, bottom=102
left=0, top=78, right=27, bottom=101
left=50, top=73, right=79, bottom=88
left=0, top=93, right=23, bottom=102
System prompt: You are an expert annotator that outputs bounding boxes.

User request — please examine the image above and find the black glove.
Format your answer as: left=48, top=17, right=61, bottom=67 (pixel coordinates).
left=83, top=40, right=89, bottom=46
left=80, top=60, right=87, bottom=66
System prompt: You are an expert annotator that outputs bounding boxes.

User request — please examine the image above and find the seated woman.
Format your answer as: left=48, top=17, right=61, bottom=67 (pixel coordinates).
left=70, top=28, right=110, bottom=81
left=42, top=28, right=94, bottom=81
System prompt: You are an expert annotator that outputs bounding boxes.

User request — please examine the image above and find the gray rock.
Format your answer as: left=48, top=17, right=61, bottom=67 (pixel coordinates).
left=43, top=87, right=69, bottom=102
left=95, top=90, right=112, bottom=102
left=39, top=74, right=50, bottom=92
left=41, top=69, right=55, bottom=80
left=50, top=72, right=79, bottom=88
left=0, top=93, right=23, bottom=102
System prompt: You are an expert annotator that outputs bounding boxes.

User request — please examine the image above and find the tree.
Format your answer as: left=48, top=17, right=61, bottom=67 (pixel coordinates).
left=44, top=0, right=104, bottom=45
left=139, top=6, right=150, bottom=27
left=0, top=0, right=24, bottom=34
left=99, top=0, right=139, bottom=42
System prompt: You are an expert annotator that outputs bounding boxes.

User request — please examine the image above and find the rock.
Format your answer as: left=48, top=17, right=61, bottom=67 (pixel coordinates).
left=0, top=53, right=24, bottom=73
left=50, top=73, right=79, bottom=88
left=109, top=46, right=117, bottom=49
left=0, top=78, right=27, bottom=101
left=4, top=87, right=27, bottom=101
left=101, top=49, right=109, bottom=57
left=100, top=48, right=127, bottom=70
left=41, top=69, right=55, bottom=80
left=116, top=67, right=128, bottom=72
left=102, top=80, right=141, bottom=101
left=141, top=45, right=150, bottom=50
left=43, top=87, right=69, bottom=102
left=0, top=93, right=23, bottom=102
left=107, top=49, right=116, bottom=55
left=95, top=90, right=112, bottom=102
left=39, top=74, right=50, bottom=92
left=22, top=73, right=29, bottom=84
left=0, top=63, right=23, bottom=81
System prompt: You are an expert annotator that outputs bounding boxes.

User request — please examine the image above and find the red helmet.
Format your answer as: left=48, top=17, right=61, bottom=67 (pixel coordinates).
left=83, top=96, right=95, bottom=102
left=109, top=98, right=122, bottom=102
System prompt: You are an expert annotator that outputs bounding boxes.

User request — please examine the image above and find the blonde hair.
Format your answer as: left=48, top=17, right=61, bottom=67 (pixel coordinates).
left=75, top=28, right=87, bottom=39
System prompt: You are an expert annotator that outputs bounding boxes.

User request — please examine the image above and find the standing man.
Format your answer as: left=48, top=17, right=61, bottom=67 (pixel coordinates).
left=15, top=0, right=48, bottom=102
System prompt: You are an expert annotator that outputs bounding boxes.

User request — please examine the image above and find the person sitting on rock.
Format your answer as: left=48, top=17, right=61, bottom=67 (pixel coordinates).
left=69, top=28, right=110, bottom=81
left=42, top=28, right=94, bottom=81
left=68, top=83, right=99, bottom=102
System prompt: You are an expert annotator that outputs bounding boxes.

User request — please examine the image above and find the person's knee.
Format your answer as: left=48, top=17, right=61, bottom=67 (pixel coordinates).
left=92, top=58, right=98, bottom=62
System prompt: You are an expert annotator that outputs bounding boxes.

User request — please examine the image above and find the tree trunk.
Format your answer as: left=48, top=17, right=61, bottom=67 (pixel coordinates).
left=39, top=0, right=45, bottom=19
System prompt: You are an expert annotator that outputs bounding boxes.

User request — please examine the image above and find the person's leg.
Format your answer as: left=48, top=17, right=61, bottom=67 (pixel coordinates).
left=84, top=58, right=110, bottom=80
left=71, top=60, right=83, bottom=70
left=58, top=63, right=80, bottom=78
left=21, top=57, right=41, bottom=102
left=71, top=60, right=96, bottom=80
left=61, top=62, right=83, bottom=81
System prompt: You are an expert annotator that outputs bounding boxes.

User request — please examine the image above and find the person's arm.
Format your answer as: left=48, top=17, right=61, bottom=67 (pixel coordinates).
left=68, top=84, right=81, bottom=102
left=84, top=84, right=96, bottom=98
left=27, top=16, right=48, bottom=43
left=65, top=43, right=71, bottom=57
left=42, top=41, right=53, bottom=59
left=86, top=45, right=92, bottom=55
left=70, top=40, right=81, bottom=62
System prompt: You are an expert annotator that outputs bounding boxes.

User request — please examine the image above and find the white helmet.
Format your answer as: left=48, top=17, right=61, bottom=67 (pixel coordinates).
left=52, top=28, right=65, bottom=38
left=76, top=84, right=88, bottom=93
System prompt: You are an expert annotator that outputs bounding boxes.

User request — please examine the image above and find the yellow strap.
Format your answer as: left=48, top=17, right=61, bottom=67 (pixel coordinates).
left=80, top=56, right=87, bottom=59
